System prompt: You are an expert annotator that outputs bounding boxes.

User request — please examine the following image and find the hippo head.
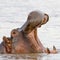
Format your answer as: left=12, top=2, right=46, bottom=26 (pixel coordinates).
left=27, top=11, right=49, bottom=27
left=21, top=11, right=49, bottom=34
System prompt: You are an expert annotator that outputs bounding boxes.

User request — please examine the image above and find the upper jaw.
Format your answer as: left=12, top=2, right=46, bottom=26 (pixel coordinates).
left=37, top=14, right=49, bottom=28
left=41, top=13, right=49, bottom=25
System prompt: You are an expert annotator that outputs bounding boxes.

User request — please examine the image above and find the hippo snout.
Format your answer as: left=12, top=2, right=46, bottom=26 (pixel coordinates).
left=41, top=13, right=49, bottom=25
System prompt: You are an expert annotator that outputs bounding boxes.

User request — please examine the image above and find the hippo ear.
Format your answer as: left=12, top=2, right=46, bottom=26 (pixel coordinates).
left=11, top=29, right=19, bottom=38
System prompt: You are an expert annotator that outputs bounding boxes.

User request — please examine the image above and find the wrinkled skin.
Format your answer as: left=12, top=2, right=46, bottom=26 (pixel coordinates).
left=0, top=11, right=57, bottom=54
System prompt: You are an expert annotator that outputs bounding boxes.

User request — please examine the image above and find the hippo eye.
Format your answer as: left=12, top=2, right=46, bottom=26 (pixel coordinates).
left=13, top=32, right=16, bottom=34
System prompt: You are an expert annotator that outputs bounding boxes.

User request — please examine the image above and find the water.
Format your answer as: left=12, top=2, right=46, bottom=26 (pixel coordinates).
left=0, top=53, right=60, bottom=60
left=0, top=0, right=60, bottom=60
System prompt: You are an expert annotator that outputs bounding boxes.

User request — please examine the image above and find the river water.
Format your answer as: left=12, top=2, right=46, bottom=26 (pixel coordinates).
left=0, top=53, right=60, bottom=60
left=0, top=0, right=60, bottom=60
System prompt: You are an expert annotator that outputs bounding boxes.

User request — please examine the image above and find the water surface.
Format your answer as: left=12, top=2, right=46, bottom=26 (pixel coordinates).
left=0, top=53, right=60, bottom=60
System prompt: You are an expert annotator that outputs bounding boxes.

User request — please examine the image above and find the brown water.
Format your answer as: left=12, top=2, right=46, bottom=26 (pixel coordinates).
left=0, top=53, right=60, bottom=60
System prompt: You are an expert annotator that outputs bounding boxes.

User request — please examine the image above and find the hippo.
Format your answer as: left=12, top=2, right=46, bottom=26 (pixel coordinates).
left=0, top=11, right=57, bottom=54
